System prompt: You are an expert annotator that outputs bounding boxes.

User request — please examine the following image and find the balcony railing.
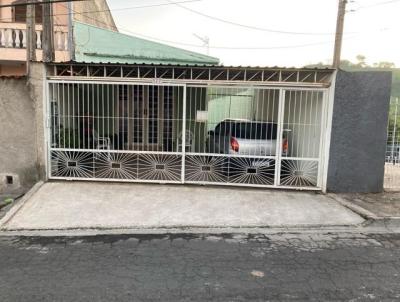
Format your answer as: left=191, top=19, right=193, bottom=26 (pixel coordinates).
left=0, top=24, right=68, bottom=51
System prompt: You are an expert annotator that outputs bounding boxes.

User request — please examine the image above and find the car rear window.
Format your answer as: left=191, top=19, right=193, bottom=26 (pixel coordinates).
left=231, top=122, right=277, bottom=140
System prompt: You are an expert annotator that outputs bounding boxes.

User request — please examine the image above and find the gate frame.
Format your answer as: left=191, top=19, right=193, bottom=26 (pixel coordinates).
left=44, top=78, right=331, bottom=191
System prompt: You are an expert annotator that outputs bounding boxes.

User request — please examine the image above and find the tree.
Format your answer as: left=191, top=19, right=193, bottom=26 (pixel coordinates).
left=355, top=55, right=367, bottom=68
left=373, top=61, right=396, bottom=69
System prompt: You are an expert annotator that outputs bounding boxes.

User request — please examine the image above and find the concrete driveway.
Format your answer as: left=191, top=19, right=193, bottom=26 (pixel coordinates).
left=0, top=181, right=364, bottom=231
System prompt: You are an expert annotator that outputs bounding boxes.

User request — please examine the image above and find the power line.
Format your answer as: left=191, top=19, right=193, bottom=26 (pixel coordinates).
left=351, top=0, right=400, bottom=11
left=116, top=30, right=340, bottom=50
left=166, top=0, right=340, bottom=36
left=60, top=2, right=333, bottom=50
left=68, top=2, right=390, bottom=52
left=90, top=0, right=203, bottom=14
left=8, top=0, right=380, bottom=53
left=0, top=0, right=203, bottom=22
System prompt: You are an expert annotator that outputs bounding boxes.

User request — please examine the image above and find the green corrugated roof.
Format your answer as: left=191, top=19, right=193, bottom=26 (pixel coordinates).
left=73, top=21, right=219, bottom=65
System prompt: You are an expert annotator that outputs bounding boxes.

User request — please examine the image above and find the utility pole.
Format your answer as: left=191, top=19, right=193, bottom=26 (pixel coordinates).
left=332, top=0, right=347, bottom=69
left=42, top=0, right=54, bottom=62
left=26, top=0, right=36, bottom=73
left=67, top=1, right=75, bottom=60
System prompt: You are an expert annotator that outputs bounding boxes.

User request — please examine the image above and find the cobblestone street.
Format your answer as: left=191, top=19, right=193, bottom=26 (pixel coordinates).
left=0, top=232, right=400, bottom=301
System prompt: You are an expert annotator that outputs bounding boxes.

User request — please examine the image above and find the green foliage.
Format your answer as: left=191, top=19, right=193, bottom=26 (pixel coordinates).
left=57, top=128, right=80, bottom=148
left=387, top=99, right=400, bottom=144
left=304, top=55, right=399, bottom=98
left=373, top=62, right=396, bottom=69
left=392, top=70, right=400, bottom=98
left=3, top=198, right=13, bottom=205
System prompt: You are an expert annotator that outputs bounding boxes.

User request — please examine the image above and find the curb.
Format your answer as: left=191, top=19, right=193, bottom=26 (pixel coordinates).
left=328, top=193, right=400, bottom=228
left=0, top=181, right=44, bottom=229
left=327, top=194, right=379, bottom=221
left=364, top=217, right=400, bottom=229
left=0, top=224, right=399, bottom=237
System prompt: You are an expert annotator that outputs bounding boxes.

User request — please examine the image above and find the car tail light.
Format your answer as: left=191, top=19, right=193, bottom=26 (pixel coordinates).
left=282, top=138, right=288, bottom=155
left=231, top=137, right=239, bottom=152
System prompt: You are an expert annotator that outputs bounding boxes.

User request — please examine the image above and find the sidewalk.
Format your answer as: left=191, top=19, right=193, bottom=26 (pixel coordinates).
left=0, top=181, right=364, bottom=232
left=330, top=192, right=400, bottom=228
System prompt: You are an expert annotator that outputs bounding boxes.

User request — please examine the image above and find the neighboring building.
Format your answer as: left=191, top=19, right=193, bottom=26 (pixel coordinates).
left=0, top=0, right=116, bottom=75
left=73, top=21, right=219, bottom=65
left=0, top=0, right=218, bottom=76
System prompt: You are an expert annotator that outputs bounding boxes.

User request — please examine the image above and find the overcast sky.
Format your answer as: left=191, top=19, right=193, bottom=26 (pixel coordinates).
left=106, top=0, right=400, bottom=67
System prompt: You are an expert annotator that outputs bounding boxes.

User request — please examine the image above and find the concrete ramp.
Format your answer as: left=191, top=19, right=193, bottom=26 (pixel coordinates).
left=1, top=182, right=364, bottom=231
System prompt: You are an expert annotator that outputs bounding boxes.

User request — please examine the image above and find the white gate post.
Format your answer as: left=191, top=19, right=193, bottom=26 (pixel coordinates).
left=45, top=80, right=51, bottom=180
left=181, top=85, right=187, bottom=183
left=317, top=90, right=329, bottom=188
left=274, top=89, right=286, bottom=186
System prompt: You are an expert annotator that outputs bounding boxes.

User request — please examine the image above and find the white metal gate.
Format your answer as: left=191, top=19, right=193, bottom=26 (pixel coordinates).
left=385, top=97, right=400, bottom=190
left=46, top=81, right=328, bottom=189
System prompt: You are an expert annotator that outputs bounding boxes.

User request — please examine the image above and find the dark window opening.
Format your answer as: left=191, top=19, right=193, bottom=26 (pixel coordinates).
left=13, top=0, right=43, bottom=24
left=6, top=176, right=13, bottom=185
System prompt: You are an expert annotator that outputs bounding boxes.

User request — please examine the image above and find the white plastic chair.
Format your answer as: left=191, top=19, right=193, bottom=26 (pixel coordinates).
left=177, top=130, right=194, bottom=152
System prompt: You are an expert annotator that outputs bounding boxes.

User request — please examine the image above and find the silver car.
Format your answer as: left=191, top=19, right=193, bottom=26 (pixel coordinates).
left=206, top=119, right=288, bottom=157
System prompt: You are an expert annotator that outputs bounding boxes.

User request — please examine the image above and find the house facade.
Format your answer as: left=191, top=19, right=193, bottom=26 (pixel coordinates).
left=1, top=61, right=391, bottom=194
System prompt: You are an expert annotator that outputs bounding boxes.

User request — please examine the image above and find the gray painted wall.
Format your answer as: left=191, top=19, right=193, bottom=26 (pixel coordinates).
left=0, top=77, right=39, bottom=191
left=327, top=70, right=392, bottom=193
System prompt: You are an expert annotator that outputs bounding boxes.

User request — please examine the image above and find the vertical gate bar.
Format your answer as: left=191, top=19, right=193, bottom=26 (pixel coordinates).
left=286, top=90, right=292, bottom=160
left=254, top=88, right=259, bottom=157
left=92, top=83, right=95, bottom=175
left=143, top=85, right=146, bottom=152
left=46, top=81, right=51, bottom=179
left=101, top=84, right=104, bottom=151
left=67, top=84, right=70, bottom=148
left=126, top=84, right=129, bottom=151
left=194, top=85, right=198, bottom=154
left=62, top=83, right=65, bottom=148
left=72, top=83, right=75, bottom=149
left=313, top=91, right=318, bottom=158
left=57, top=83, right=60, bottom=148
left=308, top=91, right=313, bottom=158
left=391, top=98, right=398, bottom=163
left=181, top=86, right=187, bottom=183
left=259, top=88, right=264, bottom=157
left=301, top=91, right=307, bottom=159
left=77, top=83, right=80, bottom=151
left=51, top=84, right=55, bottom=149
left=116, top=84, right=119, bottom=152
left=317, top=90, right=328, bottom=188
left=204, top=87, right=209, bottom=154
left=199, top=87, right=204, bottom=153
left=274, top=88, right=286, bottom=186
left=296, top=91, right=301, bottom=157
